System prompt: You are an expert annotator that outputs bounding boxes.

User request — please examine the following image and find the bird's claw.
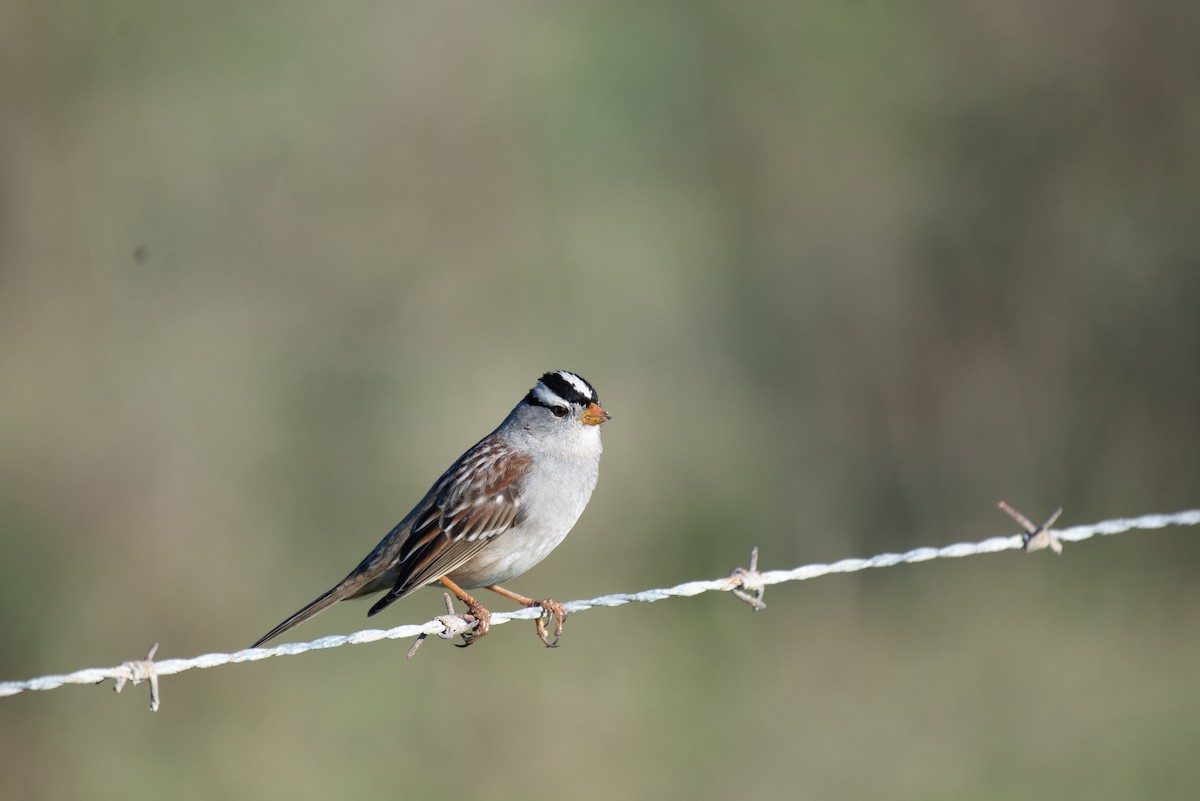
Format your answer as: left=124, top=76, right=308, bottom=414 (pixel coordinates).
left=533, top=598, right=568, bottom=647
left=453, top=598, right=492, bottom=648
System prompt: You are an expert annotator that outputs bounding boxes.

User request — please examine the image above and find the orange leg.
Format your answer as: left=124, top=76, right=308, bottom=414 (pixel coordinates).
left=485, top=584, right=568, bottom=647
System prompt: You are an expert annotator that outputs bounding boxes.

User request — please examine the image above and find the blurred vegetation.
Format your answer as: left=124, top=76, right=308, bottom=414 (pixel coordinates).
left=2, top=2, right=1198, bottom=800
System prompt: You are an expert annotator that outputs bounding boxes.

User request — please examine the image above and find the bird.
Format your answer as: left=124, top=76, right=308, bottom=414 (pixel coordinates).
left=252, top=370, right=610, bottom=649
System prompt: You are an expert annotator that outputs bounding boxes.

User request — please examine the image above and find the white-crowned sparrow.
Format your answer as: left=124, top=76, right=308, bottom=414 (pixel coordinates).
left=252, top=370, right=610, bottom=649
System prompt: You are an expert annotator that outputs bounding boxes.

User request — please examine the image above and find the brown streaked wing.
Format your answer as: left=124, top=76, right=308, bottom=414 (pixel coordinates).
left=370, top=439, right=531, bottom=612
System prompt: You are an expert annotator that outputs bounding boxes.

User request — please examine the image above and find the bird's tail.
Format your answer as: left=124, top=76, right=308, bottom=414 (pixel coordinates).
left=251, top=573, right=378, bottom=648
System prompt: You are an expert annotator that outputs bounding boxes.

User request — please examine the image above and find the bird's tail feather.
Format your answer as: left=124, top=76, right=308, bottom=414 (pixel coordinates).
left=252, top=574, right=375, bottom=648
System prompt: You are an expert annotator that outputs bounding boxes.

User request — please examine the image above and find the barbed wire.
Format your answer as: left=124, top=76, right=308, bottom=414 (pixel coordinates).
left=2, top=506, right=1197, bottom=711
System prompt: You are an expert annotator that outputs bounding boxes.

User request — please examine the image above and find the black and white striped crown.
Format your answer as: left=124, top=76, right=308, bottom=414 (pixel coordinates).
left=525, top=370, right=599, bottom=409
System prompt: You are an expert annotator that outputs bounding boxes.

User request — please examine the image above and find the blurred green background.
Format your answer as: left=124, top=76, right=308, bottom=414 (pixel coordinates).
left=2, top=2, right=1199, bottom=799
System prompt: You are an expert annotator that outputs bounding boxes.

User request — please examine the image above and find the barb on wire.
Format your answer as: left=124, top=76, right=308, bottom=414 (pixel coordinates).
left=112, top=642, right=160, bottom=712
left=999, top=501, right=1064, bottom=553
left=406, top=593, right=478, bottom=659
left=1, top=507, right=1197, bottom=711
left=730, top=546, right=767, bottom=610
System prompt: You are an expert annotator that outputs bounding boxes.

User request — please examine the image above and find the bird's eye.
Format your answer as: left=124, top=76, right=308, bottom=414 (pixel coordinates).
left=551, top=405, right=569, bottom=418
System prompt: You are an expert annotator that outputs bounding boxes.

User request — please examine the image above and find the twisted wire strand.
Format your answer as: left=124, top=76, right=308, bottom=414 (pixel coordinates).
left=2, top=508, right=1197, bottom=708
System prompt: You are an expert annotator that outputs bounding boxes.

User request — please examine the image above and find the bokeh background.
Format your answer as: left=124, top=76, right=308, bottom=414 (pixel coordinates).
left=2, top=3, right=1198, bottom=799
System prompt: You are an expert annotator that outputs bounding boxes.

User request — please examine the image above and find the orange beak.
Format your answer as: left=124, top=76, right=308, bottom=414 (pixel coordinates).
left=580, top=402, right=611, bottom=426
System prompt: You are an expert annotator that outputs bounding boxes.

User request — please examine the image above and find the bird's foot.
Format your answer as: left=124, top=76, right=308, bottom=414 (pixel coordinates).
left=483, top=584, right=569, bottom=647
left=454, top=596, right=492, bottom=648
left=531, top=598, right=568, bottom=647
